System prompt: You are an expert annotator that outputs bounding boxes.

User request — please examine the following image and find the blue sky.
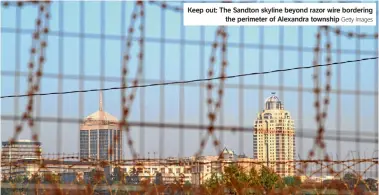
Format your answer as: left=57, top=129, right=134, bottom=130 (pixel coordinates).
left=1, top=1, right=378, bottom=175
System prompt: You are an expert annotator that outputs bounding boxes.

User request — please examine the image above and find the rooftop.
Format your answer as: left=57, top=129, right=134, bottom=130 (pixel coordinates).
left=264, top=92, right=284, bottom=110
left=84, top=110, right=118, bottom=122
left=82, top=91, right=118, bottom=123
left=2, top=140, right=41, bottom=146
left=265, top=92, right=281, bottom=103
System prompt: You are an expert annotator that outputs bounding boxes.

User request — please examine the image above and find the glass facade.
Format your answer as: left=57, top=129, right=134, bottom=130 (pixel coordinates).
left=110, top=130, right=113, bottom=161
left=99, top=129, right=109, bottom=160
left=80, top=129, right=122, bottom=161
left=113, top=130, right=117, bottom=160
left=80, top=131, right=89, bottom=159
left=79, top=93, right=122, bottom=161
left=90, top=130, right=98, bottom=159
left=117, top=130, right=121, bottom=160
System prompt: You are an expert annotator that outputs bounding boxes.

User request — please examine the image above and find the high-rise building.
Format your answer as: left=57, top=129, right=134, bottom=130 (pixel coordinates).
left=79, top=92, right=122, bottom=161
left=253, top=92, right=295, bottom=176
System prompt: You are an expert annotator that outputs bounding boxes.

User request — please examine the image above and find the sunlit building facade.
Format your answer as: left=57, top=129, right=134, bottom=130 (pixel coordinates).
left=1, top=139, right=42, bottom=178
left=191, top=148, right=258, bottom=185
left=253, top=92, right=295, bottom=177
left=79, top=92, right=122, bottom=161
left=1, top=140, right=42, bottom=162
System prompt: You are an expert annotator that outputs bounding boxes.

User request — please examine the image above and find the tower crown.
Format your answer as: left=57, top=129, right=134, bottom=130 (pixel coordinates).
left=264, top=92, right=283, bottom=110
left=81, top=91, right=118, bottom=125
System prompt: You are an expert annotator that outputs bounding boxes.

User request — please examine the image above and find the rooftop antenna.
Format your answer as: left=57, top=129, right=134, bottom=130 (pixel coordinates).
left=99, top=91, right=103, bottom=111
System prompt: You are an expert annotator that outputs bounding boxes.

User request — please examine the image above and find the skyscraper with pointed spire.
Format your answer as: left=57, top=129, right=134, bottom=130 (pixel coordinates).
left=79, top=91, right=122, bottom=161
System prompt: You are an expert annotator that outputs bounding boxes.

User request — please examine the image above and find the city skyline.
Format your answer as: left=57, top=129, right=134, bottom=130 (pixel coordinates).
left=1, top=91, right=375, bottom=161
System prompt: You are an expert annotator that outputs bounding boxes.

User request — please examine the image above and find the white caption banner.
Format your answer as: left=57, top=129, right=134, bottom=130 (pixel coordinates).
left=183, top=3, right=377, bottom=26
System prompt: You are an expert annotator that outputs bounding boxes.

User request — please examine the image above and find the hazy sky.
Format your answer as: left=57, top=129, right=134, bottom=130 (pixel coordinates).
left=1, top=1, right=378, bottom=175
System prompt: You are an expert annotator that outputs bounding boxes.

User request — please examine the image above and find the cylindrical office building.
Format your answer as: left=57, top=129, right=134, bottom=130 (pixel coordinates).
left=79, top=92, right=122, bottom=161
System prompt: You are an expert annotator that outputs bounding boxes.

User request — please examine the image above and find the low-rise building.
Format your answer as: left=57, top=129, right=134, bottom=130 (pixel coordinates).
left=1, top=139, right=43, bottom=178
left=191, top=147, right=259, bottom=185
left=119, top=158, right=193, bottom=185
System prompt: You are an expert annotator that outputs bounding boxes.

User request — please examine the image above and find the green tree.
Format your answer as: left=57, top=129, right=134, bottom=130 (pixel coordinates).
left=223, top=164, right=249, bottom=185
left=204, top=172, right=223, bottom=193
left=343, top=172, right=358, bottom=190
left=203, top=164, right=286, bottom=194
left=343, top=172, right=357, bottom=181
left=364, top=178, right=378, bottom=192
left=222, top=164, right=248, bottom=194
left=13, top=175, right=24, bottom=183
left=283, top=176, right=302, bottom=187
left=246, top=167, right=260, bottom=186
left=224, top=163, right=265, bottom=194
left=0, top=188, right=13, bottom=195
left=184, top=180, right=191, bottom=186
left=259, top=166, right=283, bottom=192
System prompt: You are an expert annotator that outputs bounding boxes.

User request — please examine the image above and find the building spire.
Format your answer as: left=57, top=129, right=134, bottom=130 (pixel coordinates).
left=99, top=91, right=103, bottom=111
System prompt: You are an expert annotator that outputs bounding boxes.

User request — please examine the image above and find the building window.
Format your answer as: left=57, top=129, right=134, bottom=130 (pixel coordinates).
left=80, top=131, right=89, bottom=158
left=90, top=130, right=98, bottom=158
left=99, top=129, right=109, bottom=160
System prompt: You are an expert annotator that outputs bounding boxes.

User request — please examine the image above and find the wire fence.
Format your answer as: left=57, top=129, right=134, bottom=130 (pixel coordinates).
left=1, top=0, right=378, bottom=194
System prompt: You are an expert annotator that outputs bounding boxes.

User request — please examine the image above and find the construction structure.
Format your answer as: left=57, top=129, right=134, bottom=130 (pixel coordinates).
left=253, top=92, right=295, bottom=177
left=79, top=92, right=122, bottom=161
